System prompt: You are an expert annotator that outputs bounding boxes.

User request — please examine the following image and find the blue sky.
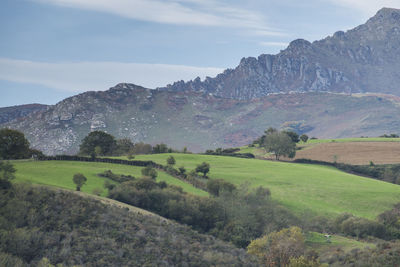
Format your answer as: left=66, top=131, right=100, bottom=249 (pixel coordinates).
left=1, top=0, right=399, bottom=107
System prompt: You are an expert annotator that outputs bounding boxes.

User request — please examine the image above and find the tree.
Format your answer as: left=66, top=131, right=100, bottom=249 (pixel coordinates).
left=115, top=138, right=135, bottom=155
left=0, top=161, right=16, bottom=189
left=94, top=146, right=102, bottom=157
left=247, top=226, right=305, bottom=267
left=131, top=142, right=152, bottom=155
left=265, top=127, right=278, bottom=135
left=207, top=179, right=236, bottom=197
left=283, top=131, right=300, bottom=143
left=196, top=162, right=210, bottom=177
left=167, top=156, right=176, bottom=166
left=73, top=173, right=87, bottom=191
left=300, top=134, right=309, bottom=143
left=263, top=132, right=296, bottom=160
left=153, top=143, right=168, bottom=154
left=0, top=128, right=31, bottom=159
left=79, top=131, right=116, bottom=156
left=141, top=166, right=158, bottom=179
left=178, top=166, right=186, bottom=176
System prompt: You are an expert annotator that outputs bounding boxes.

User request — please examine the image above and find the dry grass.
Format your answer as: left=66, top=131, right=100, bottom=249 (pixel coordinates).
left=295, top=142, right=400, bottom=165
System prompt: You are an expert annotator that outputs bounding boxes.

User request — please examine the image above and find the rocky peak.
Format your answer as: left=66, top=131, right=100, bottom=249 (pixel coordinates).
left=108, top=83, right=148, bottom=93
left=158, top=8, right=400, bottom=99
left=285, top=39, right=312, bottom=54
left=369, top=7, right=400, bottom=24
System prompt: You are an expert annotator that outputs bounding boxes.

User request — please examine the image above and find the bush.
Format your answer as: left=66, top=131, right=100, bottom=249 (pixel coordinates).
left=206, top=179, right=236, bottom=197
left=195, top=162, right=210, bottom=177
left=141, top=166, right=157, bottom=179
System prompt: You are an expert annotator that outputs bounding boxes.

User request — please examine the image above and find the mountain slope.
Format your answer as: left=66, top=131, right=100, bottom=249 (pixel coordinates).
left=0, top=104, right=48, bottom=124
left=5, top=83, right=400, bottom=155
left=160, top=8, right=400, bottom=99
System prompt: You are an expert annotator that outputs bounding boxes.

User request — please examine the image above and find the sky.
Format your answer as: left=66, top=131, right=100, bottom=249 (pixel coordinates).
left=1, top=0, right=400, bottom=107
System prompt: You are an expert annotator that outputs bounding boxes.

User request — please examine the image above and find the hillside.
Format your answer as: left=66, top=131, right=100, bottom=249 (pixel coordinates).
left=13, top=160, right=207, bottom=196
left=4, top=88, right=400, bottom=155
left=161, top=8, right=400, bottom=99
left=0, top=184, right=257, bottom=266
left=133, top=153, right=400, bottom=219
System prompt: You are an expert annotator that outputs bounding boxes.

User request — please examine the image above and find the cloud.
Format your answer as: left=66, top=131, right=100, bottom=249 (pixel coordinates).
left=326, top=0, right=400, bottom=15
left=0, top=58, right=223, bottom=92
left=33, top=0, right=281, bottom=36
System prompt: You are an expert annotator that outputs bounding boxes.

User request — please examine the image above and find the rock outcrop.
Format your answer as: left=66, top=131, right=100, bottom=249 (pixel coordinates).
left=160, top=8, right=400, bottom=99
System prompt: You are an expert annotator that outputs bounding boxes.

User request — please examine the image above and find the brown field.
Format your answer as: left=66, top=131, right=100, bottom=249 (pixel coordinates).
left=294, top=142, right=400, bottom=165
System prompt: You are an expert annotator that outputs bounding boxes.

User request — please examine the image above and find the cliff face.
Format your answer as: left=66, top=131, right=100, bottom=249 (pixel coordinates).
left=160, top=8, right=400, bottom=99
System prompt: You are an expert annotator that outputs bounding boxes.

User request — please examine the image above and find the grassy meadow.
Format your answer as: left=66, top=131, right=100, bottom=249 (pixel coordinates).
left=13, top=160, right=207, bottom=197
left=130, top=153, right=400, bottom=219
left=305, top=232, right=375, bottom=257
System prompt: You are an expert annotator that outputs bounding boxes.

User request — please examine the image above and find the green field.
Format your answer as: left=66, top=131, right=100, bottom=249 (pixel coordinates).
left=306, top=137, right=400, bottom=144
left=305, top=232, right=374, bottom=255
left=13, top=160, right=207, bottom=197
left=131, top=153, right=400, bottom=219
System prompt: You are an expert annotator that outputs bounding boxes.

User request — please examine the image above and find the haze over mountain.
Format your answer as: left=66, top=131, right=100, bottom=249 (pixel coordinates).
left=3, top=8, right=400, bottom=155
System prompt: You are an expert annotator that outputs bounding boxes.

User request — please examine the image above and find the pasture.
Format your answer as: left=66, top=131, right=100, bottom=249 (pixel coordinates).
left=13, top=160, right=207, bottom=197
left=132, top=153, right=400, bottom=219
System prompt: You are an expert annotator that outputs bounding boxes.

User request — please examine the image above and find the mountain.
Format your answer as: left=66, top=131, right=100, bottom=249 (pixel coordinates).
left=3, top=8, right=400, bottom=155
left=160, top=8, right=400, bottom=100
left=0, top=104, right=48, bottom=124
left=4, top=83, right=400, bottom=155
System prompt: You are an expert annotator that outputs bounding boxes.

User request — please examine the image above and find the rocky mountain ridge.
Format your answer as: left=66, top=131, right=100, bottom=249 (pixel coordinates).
left=4, top=83, right=400, bottom=155
left=160, top=8, right=400, bottom=100
left=0, top=104, right=48, bottom=124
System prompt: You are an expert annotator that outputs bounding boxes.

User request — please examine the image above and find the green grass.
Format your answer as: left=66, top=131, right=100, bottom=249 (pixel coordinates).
left=237, top=146, right=270, bottom=157
left=12, top=160, right=207, bottom=197
left=305, top=232, right=374, bottom=254
left=130, top=153, right=400, bottom=219
left=306, top=137, right=400, bottom=144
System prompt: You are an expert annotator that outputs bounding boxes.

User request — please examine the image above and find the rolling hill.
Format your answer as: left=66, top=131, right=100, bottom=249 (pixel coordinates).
left=132, top=153, right=400, bottom=219
left=13, top=160, right=207, bottom=197
left=0, top=184, right=257, bottom=266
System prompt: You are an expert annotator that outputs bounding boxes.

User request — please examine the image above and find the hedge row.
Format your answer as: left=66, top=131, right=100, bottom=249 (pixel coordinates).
left=38, top=155, right=162, bottom=168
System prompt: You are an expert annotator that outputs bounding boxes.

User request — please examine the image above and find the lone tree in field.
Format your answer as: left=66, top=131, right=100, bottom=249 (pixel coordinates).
left=141, top=165, right=158, bottom=179
left=73, top=173, right=87, bottom=191
left=79, top=131, right=116, bottom=156
left=0, top=128, right=31, bottom=159
left=196, top=162, right=210, bottom=177
left=166, top=156, right=176, bottom=166
left=300, top=134, right=309, bottom=143
left=263, top=131, right=296, bottom=160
